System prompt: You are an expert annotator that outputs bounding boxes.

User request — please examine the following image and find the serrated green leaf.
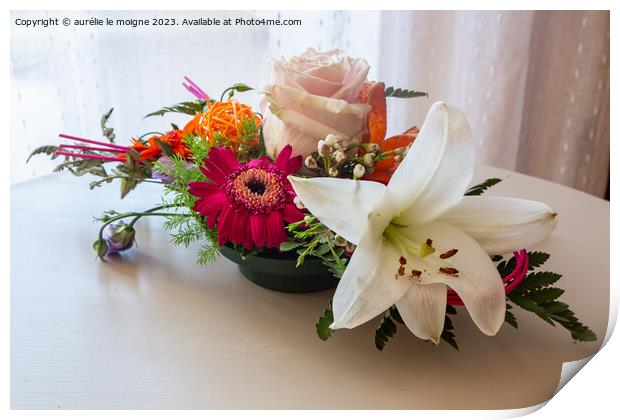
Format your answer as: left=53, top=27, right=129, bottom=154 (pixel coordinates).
left=464, top=178, right=502, bottom=196
left=316, top=303, right=334, bottom=341
left=508, top=295, right=545, bottom=314
left=497, top=256, right=516, bottom=278
left=279, top=241, right=301, bottom=252
left=505, top=307, right=518, bottom=328
left=384, top=86, right=427, bottom=99
left=540, top=302, right=570, bottom=313
left=375, top=313, right=398, bottom=351
left=26, top=145, right=61, bottom=163
left=389, top=306, right=405, bottom=324
left=528, top=287, right=565, bottom=303
left=441, top=328, right=459, bottom=350
left=514, top=271, right=562, bottom=293
left=145, top=100, right=206, bottom=118
left=439, top=305, right=459, bottom=350
left=527, top=251, right=550, bottom=270
left=570, top=327, right=597, bottom=342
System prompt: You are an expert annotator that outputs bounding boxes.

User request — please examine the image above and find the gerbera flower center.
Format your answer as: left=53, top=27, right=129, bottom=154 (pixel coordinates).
left=225, top=165, right=287, bottom=214
left=245, top=178, right=266, bottom=195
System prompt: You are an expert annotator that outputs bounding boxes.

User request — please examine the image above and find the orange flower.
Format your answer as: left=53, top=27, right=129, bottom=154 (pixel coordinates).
left=363, top=126, right=419, bottom=184
left=183, top=99, right=262, bottom=154
left=356, top=81, right=387, bottom=143
left=117, top=129, right=189, bottom=161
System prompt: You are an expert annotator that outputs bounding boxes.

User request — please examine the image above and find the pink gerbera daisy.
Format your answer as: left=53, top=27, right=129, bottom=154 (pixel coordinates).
left=188, top=145, right=304, bottom=250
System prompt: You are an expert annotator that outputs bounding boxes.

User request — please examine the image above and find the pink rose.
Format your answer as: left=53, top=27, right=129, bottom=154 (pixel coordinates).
left=261, top=48, right=371, bottom=159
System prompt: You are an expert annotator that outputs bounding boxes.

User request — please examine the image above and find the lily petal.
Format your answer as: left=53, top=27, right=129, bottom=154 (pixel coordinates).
left=331, top=225, right=411, bottom=329
left=288, top=176, right=386, bottom=244
left=390, top=102, right=475, bottom=225
left=439, top=196, right=558, bottom=255
left=396, top=283, right=447, bottom=344
left=401, top=221, right=506, bottom=336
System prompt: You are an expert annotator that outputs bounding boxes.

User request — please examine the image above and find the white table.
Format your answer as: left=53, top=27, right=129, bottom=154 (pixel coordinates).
left=11, top=166, right=609, bottom=409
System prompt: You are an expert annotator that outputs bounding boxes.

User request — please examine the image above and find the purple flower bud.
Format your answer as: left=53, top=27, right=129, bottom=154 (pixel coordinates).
left=152, top=156, right=175, bottom=184
left=104, top=221, right=136, bottom=255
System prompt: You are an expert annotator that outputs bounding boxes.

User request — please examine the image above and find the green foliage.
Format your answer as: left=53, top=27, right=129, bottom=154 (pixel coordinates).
left=505, top=303, right=518, bottom=329
left=286, top=215, right=348, bottom=279
left=53, top=157, right=109, bottom=178
left=26, top=145, right=61, bottom=163
left=220, top=83, right=254, bottom=102
left=113, top=152, right=154, bottom=198
left=465, top=178, right=502, bottom=196
left=257, top=125, right=267, bottom=157
left=158, top=138, right=220, bottom=265
left=375, top=310, right=398, bottom=350
left=374, top=307, right=404, bottom=351
left=526, top=251, right=550, bottom=270
left=384, top=86, right=428, bottom=99
left=144, top=99, right=207, bottom=118
left=120, top=178, right=138, bottom=198
left=100, top=108, right=116, bottom=143
left=493, top=253, right=597, bottom=342
left=316, top=302, right=334, bottom=341
left=95, top=209, right=121, bottom=223
left=92, top=239, right=108, bottom=259
left=441, top=305, right=459, bottom=350
left=236, top=116, right=261, bottom=162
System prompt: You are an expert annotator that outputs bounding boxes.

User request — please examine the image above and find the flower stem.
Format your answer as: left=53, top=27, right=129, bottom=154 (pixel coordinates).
left=126, top=203, right=180, bottom=229
left=97, top=204, right=187, bottom=243
left=138, top=131, right=164, bottom=140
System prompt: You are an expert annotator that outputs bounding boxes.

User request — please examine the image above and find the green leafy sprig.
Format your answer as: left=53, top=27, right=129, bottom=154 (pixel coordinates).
left=100, top=108, right=116, bottom=143
left=316, top=301, right=334, bottom=341
left=145, top=99, right=207, bottom=118
left=284, top=215, right=348, bottom=279
left=384, top=86, right=428, bottom=99
left=375, top=306, right=404, bottom=350
left=26, top=145, right=61, bottom=163
left=219, top=83, right=254, bottom=102
left=157, top=134, right=222, bottom=265
left=465, top=178, right=502, bottom=196
left=497, top=252, right=597, bottom=342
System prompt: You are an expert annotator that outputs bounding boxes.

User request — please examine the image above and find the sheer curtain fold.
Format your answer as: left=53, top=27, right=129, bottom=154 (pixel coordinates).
left=517, top=11, right=610, bottom=197
left=376, top=10, right=609, bottom=197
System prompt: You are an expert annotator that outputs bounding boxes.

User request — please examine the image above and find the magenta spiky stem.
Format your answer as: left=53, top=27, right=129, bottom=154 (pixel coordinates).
left=55, top=150, right=125, bottom=162
left=183, top=76, right=207, bottom=100
left=58, top=134, right=129, bottom=151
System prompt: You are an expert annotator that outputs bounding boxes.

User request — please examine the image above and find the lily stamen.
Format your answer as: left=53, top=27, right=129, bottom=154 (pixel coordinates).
left=440, top=249, right=459, bottom=259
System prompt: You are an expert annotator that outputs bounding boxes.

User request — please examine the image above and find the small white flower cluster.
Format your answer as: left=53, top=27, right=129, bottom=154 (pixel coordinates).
left=304, top=134, right=351, bottom=172
left=304, top=134, right=381, bottom=180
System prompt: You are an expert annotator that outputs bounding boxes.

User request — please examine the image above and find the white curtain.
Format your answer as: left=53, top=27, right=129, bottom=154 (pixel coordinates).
left=11, top=10, right=609, bottom=197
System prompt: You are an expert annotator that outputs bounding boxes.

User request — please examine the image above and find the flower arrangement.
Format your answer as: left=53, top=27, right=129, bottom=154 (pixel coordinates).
left=30, top=48, right=596, bottom=350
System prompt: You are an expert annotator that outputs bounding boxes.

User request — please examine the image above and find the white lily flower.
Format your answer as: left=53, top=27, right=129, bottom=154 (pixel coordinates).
left=289, top=102, right=558, bottom=343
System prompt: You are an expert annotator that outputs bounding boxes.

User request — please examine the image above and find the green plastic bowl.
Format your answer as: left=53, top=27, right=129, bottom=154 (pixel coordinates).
left=219, top=245, right=339, bottom=293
